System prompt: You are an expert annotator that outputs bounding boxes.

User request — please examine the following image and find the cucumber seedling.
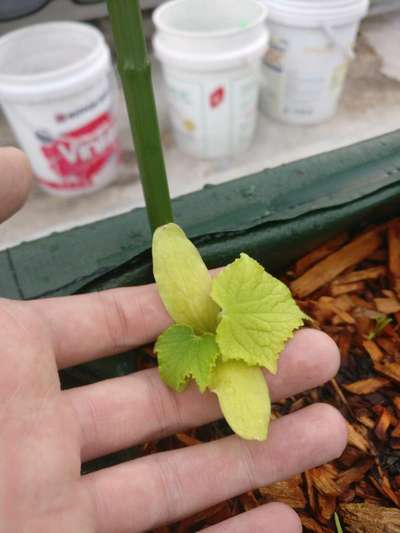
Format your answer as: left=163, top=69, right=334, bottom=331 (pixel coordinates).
left=153, top=223, right=308, bottom=440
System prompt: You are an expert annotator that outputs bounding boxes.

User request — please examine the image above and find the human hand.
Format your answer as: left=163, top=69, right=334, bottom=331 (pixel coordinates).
left=0, top=148, right=347, bottom=533
left=0, top=146, right=31, bottom=223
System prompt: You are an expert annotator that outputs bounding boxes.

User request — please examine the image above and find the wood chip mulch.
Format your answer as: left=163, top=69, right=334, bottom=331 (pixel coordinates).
left=138, top=218, right=400, bottom=532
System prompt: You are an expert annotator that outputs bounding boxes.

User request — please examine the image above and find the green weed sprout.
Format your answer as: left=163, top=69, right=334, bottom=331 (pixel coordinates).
left=153, top=224, right=308, bottom=441
left=334, top=512, right=344, bottom=533
left=367, top=314, right=392, bottom=340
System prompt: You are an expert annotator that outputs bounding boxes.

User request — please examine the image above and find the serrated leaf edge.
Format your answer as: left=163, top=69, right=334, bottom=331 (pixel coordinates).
left=216, top=320, right=305, bottom=374
left=211, top=253, right=308, bottom=374
left=155, top=324, right=221, bottom=393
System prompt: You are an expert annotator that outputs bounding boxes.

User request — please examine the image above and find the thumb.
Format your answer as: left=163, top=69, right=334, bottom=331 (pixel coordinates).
left=0, top=147, right=32, bottom=223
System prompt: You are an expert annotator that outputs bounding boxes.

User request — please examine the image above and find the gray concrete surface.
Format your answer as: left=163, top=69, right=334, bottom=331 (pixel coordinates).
left=1, top=13, right=400, bottom=252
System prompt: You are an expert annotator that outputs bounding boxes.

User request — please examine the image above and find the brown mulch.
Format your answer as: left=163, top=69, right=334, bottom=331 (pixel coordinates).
left=138, top=219, right=400, bottom=532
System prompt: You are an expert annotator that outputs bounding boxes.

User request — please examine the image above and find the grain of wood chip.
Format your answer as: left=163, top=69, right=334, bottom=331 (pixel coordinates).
left=336, top=458, right=375, bottom=491
left=333, top=266, right=387, bottom=285
left=259, top=476, right=306, bottom=509
left=374, top=297, right=400, bottom=314
left=393, top=396, right=400, bottom=412
left=316, top=298, right=356, bottom=324
left=392, top=423, right=400, bottom=438
left=239, top=492, right=258, bottom=511
left=300, top=515, right=331, bottom=533
left=349, top=294, right=375, bottom=309
left=388, top=219, right=400, bottom=278
left=175, top=433, right=202, bottom=446
left=376, top=337, right=397, bottom=354
left=357, top=415, right=375, bottom=429
left=375, top=408, right=393, bottom=440
left=347, top=423, right=370, bottom=453
left=318, top=493, right=337, bottom=521
left=340, top=503, right=400, bottom=532
left=343, top=377, right=391, bottom=395
left=375, top=361, right=400, bottom=384
left=330, top=281, right=365, bottom=297
left=363, top=339, right=384, bottom=363
left=333, top=294, right=354, bottom=311
left=308, top=464, right=340, bottom=497
left=370, top=471, right=400, bottom=506
left=294, top=233, right=349, bottom=275
left=291, top=229, right=382, bottom=298
left=304, top=469, right=316, bottom=512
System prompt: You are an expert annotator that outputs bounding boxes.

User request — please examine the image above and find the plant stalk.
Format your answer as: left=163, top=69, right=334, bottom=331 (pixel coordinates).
left=106, top=0, right=173, bottom=232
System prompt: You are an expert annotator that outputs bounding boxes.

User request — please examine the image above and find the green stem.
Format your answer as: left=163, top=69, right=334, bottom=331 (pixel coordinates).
left=106, top=0, right=173, bottom=232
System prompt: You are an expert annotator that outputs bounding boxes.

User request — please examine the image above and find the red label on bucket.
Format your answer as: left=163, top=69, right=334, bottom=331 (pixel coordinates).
left=38, top=112, right=118, bottom=190
left=210, top=87, right=225, bottom=108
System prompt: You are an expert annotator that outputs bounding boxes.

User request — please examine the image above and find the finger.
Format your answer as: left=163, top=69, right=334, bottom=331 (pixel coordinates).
left=29, top=284, right=172, bottom=369
left=83, top=403, right=347, bottom=533
left=29, top=271, right=227, bottom=370
left=65, top=329, right=340, bottom=461
left=203, top=503, right=302, bottom=533
left=0, top=147, right=32, bottom=222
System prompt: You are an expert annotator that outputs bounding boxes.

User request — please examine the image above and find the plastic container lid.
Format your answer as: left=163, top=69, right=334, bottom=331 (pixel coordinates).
left=153, top=0, right=267, bottom=38
left=153, top=0, right=268, bottom=70
left=0, top=22, right=110, bottom=102
left=263, top=0, right=370, bottom=27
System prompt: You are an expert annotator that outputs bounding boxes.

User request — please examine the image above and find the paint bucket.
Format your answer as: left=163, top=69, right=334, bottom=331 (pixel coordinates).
left=260, top=0, right=369, bottom=125
left=153, top=0, right=268, bottom=159
left=0, top=22, right=120, bottom=196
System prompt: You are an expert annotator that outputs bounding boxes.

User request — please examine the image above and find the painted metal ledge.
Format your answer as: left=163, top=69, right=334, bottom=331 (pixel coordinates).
left=1, top=128, right=399, bottom=301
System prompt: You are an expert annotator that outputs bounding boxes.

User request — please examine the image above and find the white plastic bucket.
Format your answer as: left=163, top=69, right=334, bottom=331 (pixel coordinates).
left=153, top=0, right=268, bottom=160
left=0, top=22, right=120, bottom=196
left=260, top=0, right=369, bottom=125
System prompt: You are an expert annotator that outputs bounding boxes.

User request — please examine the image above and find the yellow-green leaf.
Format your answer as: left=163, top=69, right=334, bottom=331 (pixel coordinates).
left=155, top=324, right=220, bottom=392
left=211, top=253, right=307, bottom=373
left=210, top=360, right=270, bottom=441
left=153, top=223, right=219, bottom=334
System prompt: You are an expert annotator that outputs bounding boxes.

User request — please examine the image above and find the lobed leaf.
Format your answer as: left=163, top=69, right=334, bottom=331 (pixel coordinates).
left=211, top=253, right=308, bottom=373
left=155, top=324, right=220, bottom=392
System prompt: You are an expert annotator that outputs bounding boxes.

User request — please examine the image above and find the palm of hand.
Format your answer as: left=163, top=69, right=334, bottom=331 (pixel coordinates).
left=1, top=302, right=95, bottom=533
left=1, top=289, right=347, bottom=533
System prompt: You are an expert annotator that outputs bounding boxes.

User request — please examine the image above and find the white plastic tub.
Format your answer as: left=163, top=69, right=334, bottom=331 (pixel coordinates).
left=260, top=0, right=369, bottom=125
left=153, top=0, right=268, bottom=159
left=0, top=22, right=120, bottom=196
